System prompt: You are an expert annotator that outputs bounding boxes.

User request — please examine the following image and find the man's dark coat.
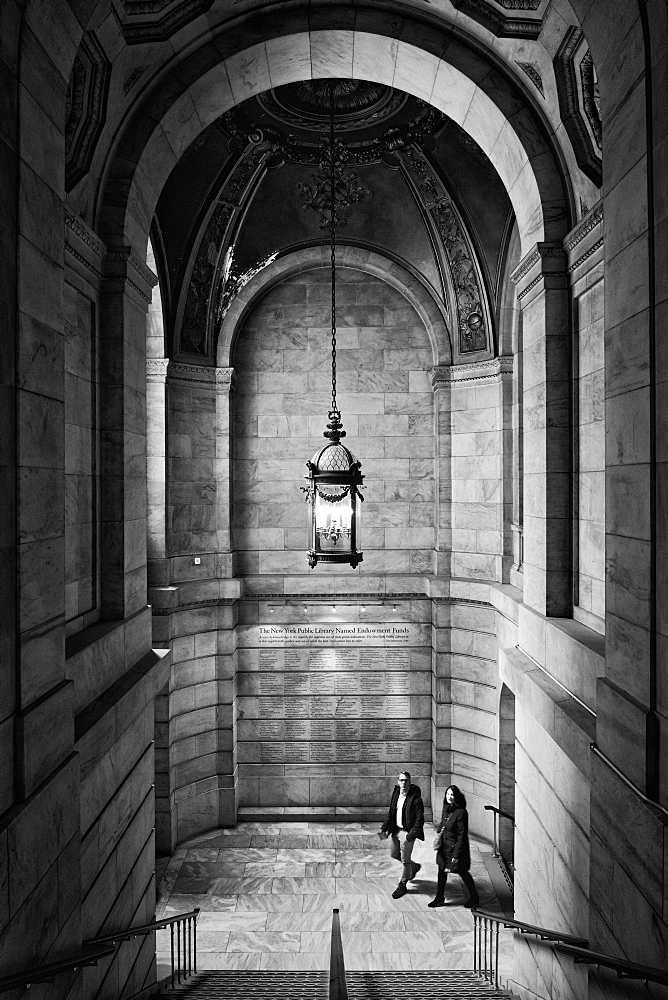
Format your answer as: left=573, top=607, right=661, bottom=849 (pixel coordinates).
left=381, top=783, right=425, bottom=841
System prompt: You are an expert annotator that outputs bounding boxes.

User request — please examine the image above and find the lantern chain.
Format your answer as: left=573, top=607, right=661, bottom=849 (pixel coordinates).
left=329, top=82, right=338, bottom=417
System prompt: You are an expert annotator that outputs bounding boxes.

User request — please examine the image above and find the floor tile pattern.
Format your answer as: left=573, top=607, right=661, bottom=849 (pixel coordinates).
left=156, top=822, right=513, bottom=975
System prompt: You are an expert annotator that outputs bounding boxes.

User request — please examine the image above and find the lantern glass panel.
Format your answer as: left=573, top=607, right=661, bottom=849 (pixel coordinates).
left=314, top=487, right=354, bottom=555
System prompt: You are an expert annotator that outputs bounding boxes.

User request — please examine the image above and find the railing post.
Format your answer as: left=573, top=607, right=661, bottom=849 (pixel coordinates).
left=495, top=922, right=499, bottom=989
left=194, top=908, right=199, bottom=973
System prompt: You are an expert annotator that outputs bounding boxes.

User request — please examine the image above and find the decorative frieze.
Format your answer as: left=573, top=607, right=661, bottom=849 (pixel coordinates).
left=516, top=61, right=544, bottom=97
left=563, top=201, right=603, bottom=277
left=177, top=144, right=270, bottom=359
left=430, top=356, right=513, bottom=387
left=399, top=146, right=492, bottom=357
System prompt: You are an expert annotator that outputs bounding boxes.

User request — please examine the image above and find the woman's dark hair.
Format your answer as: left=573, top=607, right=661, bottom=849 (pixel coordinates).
left=445, top=784, right=467, bottom=808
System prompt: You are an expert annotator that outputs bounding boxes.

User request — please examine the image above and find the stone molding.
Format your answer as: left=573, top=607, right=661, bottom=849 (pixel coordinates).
left=113, top=0, right=215, bottom=43
left=65, top=31, right=111, bottom=191
left=146, top=358, right=170, bottom=382
left=564, top=202, right=603, bottom=277
left=166, top=361, right=237, bottom=391
left=563, top=202, right=603, bottom=252
left=450, top=0, right=549, bottom=38
left=516, top=61, right=544, bottom=97
left=430, top=356, right=513, bottom=387
left=64, top=214, right=159, bottom=302
left=554, top=26, right=602, bottom=186
left=511, top=242, right=566, bottom=299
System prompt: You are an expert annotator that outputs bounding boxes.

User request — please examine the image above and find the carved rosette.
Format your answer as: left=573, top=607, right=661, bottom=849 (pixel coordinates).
left=177, top=144, right=271, bottom=359
left=399, top=146, right=492, bottom=357
left=65, top=31, right=110, bottom=190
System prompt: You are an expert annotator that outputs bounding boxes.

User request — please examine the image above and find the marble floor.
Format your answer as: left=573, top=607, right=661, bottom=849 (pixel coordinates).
left=155, top=822, right=513, bottom=975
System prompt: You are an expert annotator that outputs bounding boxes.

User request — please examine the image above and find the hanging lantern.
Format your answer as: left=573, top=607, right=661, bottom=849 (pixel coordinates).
left=304, top=410, right=364, bottom=568
left=301, top=83, right=364, bottom=569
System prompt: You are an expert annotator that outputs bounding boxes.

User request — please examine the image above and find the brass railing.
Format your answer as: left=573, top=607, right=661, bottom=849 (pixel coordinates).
left=329, top=907, right=348, bottom=1000
left=0, top=908, right=200, bottom=995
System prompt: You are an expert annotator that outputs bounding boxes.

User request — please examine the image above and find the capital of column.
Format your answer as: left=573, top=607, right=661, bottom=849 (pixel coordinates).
left=166, top=361, right=237, bottom=393
left=146, top=358, right=170, bottom=383
left=511, top=242, right=567, bottom=301
left=430, top=357, right=513, bottom=388
left=102, top=242, right=158, bottom=302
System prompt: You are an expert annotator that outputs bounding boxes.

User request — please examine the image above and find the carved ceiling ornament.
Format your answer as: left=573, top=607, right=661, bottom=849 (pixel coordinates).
left=398, top=146, right=493, bottom=358
left=65, top=31, right=110, bottom=191
left=176, top=143, right=271, bottom=360
left=554, top=26, right=602, bottom=187
left=112, top=0, right=215, bottom=43
left=450, top=0, right=551, bottom=38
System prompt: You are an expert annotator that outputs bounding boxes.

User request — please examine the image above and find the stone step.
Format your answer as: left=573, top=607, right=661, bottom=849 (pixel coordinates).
left=236, top=806, right=433, bottom=823
left=161, top=969, right=513, bottom=998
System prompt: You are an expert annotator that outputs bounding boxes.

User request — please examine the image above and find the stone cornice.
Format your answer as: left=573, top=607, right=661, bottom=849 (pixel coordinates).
left=563, top=202, right=603, bottom=253
left=511, top=242, right=567, bottom=300
left=64, top=213, right=158, bottom=300
left=430, top=356, right=513, bottom=387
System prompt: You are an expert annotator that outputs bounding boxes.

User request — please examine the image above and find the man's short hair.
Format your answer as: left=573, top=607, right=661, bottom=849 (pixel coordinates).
left=399, top=770, right=411, bottom=781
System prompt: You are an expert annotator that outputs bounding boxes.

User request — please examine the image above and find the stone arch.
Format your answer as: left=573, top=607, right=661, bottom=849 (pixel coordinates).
left=98, top=26, right=571, bottom=257
left=216, top=245, right=451, bottom=369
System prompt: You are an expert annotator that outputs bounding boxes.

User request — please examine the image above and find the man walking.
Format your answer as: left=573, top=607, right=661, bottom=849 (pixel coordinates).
left=380, top=770, right=425, bottom=898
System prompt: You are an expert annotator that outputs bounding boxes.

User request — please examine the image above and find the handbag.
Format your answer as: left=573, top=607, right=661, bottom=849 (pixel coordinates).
left=432, top=829, right=443, bottom=852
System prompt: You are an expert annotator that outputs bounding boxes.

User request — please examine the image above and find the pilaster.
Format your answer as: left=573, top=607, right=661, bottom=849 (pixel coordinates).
left=512, top=243, right=570, bottom=617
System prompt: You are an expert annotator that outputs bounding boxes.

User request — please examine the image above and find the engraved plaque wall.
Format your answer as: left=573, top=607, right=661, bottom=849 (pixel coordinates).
left=236, top=622, right=432, bottom=769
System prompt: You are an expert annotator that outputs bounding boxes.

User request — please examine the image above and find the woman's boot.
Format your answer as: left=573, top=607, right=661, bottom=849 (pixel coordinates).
left=428, top=868, right=447, bottom=907
left=461, top=871, right=479, bottom=908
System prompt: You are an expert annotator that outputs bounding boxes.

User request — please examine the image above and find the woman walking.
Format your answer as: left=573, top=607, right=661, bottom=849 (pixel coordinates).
left=428, top=784, right=480, bottom=908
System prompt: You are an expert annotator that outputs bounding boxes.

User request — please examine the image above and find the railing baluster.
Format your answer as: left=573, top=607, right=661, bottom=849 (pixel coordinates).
left=194, top=908, right=199, bottom=973
left=177, top=920, right=181, bottom=984
left=170, top=924, right=175, bottom=991
left=495, top=922, right=499, bottom=989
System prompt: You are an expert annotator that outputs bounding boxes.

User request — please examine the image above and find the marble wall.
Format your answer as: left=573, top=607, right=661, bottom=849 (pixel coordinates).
left=232, top=267, right=436, bottom=577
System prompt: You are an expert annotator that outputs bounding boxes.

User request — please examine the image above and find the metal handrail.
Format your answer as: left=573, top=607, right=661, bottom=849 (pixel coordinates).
left=86, top=907, right=200, bottom=990
left=472, top=909, right=587, bottom=990
left=553, top=943, right=668, bottom=987
left=591, top=742, right=668, bottom=823
left=0, top=944, right=117, bottom=993
left=0, top=908, right=200, bottom=995
left=484, top=804, right=515, bottom=859
left=329, top=907, right=348, bottom=1000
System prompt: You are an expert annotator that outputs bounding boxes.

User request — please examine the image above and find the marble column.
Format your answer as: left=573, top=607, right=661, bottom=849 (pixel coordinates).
left=512, top=244, right=570, bottom=618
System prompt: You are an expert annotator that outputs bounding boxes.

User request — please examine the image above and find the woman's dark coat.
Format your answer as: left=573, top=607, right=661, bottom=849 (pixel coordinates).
left=436, top=801, right=471, bottom=872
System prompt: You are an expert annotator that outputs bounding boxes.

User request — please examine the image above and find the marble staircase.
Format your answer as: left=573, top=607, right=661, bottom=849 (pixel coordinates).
left=161, top=970, right=515, bottom=997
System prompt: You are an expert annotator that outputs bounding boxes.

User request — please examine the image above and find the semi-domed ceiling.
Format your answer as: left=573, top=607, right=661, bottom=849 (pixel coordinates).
left=154, top=78, right=514, bottom=360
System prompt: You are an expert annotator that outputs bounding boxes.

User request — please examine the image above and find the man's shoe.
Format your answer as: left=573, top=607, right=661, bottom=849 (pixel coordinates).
left=427, top=897, right=444, bottom=908
left=464, top=898, right=480, bottom=909
left=392, top=882, right=408, bottom=899
left=409, top=863, right=421, bottom=881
